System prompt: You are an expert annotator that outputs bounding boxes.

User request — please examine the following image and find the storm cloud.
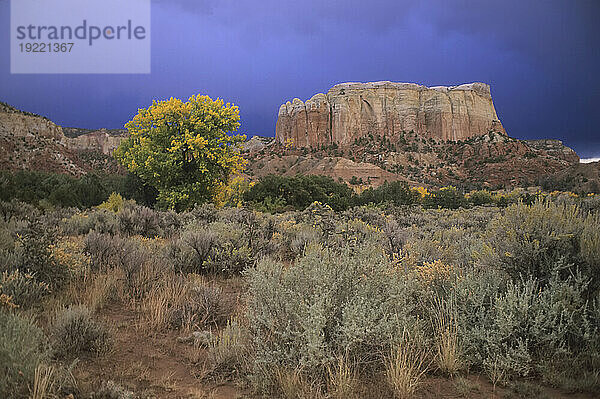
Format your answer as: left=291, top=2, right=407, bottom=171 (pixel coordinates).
left=0, top=0, right=598, bottom=156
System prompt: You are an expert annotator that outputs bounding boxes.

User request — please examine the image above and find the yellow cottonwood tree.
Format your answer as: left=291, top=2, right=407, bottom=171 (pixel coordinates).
left=114, top=95, right=246, bottom=210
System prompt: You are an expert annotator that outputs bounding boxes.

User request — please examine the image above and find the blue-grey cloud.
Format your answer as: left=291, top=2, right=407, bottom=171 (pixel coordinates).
left=0, top=0, right=599, bottom=156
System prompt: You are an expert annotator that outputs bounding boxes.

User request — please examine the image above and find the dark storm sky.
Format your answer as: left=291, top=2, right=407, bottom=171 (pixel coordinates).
left=1, top=0, right=599, bottom=157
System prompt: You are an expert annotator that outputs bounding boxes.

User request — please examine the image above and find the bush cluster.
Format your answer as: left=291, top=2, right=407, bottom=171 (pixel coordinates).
left=242, top=198, right=600, bottom=393
left=244, top=174, right=353, bottom=212
left=51, top=305, right=111, bottom=358
left=244, top=174, right=596, bottom=212
left=0, top=311, right=50, bottom=398
left=0, top=170, right=157, bottom=208
left=246, top=245, right=420, bottom=383
left=2, top=189, right=600, bottom=396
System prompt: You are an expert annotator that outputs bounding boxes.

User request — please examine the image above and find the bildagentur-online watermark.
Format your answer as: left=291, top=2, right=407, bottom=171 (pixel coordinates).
left=11, top=0, right=151, bottom=74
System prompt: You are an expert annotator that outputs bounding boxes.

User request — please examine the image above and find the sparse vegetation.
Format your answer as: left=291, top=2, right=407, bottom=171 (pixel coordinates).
left=0, top=312, right=50, bottom=399
left=51, top=305, right=111, bottom=358
left=0, top=191, right=599, bottom=398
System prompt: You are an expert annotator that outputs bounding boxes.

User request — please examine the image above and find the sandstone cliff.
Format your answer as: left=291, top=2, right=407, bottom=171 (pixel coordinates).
left=276, top=81, right=506, bottom=147
left=65, top=129, right=128, bottom=155
left=0, top=102, right=127, bottom=175
left=0, top=102, right=63, bottom=141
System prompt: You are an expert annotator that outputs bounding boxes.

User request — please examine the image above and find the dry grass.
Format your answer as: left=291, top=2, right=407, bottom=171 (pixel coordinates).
left=432, top=295, right=462, bottom=376
left=385, top=331, right=430, bottom=399
left=84, top=268, right=125, bottom=311
left=167, top=283, right=232, bottom=332
left=326, top=356, right=360, bottom=399
left=274, top=366, right=323, bottom=399
left=125, top=259, right=167, bottom=302
left=29, top=364, right=55, bottom=399
left=140, top=274, right=189, bottom=332
left=204, top=318, right=248, bottom=381
left=453, top=376, right=481, bottom=397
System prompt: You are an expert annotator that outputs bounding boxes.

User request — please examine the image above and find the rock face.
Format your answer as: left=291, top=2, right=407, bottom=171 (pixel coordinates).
left=0, top=102, right=64, bottom=141
left=0, top=101, right=127, bottom=175
left=276, top=81, right=506, bottom=147
left=524, top=139, right=580, bottom=163
left=65, top=129, right=128, bottom=155
left=241, top=135, right=275, bottom=153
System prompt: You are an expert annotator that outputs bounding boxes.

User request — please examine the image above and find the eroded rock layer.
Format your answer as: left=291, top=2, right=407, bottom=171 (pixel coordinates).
left=276, top=81, right=506, bottom=146
left=0, top=102, right=127, bottom=175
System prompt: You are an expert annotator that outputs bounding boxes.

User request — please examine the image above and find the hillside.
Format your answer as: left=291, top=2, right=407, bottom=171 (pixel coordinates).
left=247, top=81, right=582, bottom=189
left=0, top=97, right=590, bottom=191
left=538, top=161, right=600, bottom=193
left=245, top=131, right=580, bottom=189
left=0, top=102, right=127, bottom=175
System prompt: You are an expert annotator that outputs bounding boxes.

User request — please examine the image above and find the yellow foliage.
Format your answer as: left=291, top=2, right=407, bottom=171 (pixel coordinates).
left=0, top=293, right=18, bottom=309
left=284, top=138, right=295, bottom=150
left=50, top=237, right=90, bottom=277
left=114, top=94, right=247, bottom=210
left=411, top=186, right=429, bottom=200
left=97, top=192, right=132, bottom=213
left=214, top=176, right=254, bottom=208
left=415, top=259, right=454, bottom=285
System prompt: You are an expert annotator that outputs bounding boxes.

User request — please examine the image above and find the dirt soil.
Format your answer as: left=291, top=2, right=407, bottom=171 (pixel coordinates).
left=73, top=304, right=246, bottom=399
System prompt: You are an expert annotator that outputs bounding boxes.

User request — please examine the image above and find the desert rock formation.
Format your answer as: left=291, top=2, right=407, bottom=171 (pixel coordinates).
left=65, top=129, right=128, bottom=155
left=524, top=139, right=580, bottom=163
left=276, top=81, right=506, bottom=147
left=0, top=102, right=127, bottom=175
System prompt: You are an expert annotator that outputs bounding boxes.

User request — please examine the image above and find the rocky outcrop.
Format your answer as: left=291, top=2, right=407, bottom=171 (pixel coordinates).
left=241, top=135, right=275, bottom=153
left=0, top=102, right=63, bottom=141
left=524, top=139, right=580, bottom=163
left=248, top=129, right=580, bottom=189
left=65, top=129, right=128, bottom=155
left=276, top=81, right=506, bottom=147
left=0, top=102, right=127, bottom=175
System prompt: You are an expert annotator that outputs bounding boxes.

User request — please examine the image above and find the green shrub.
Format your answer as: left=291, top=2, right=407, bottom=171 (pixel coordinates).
left=61, top=210, right=119, bottom=236
left=0, top=270, right=50, bottom=309
left=0, top=200, right=41, bottom=223
left=468, top=190, right=495, bottom=206
left=287, top=224, right=321, bottom=258
left=16, top=221, right=69, bottom=289
left=84, top=231, right=130, bottom=271
left=167, top=228, right=217, bottom=274
left=478, top=200, right=587, bottom=282
left=245, top=244, right=421, bottom=390
left=117, top=205, right=161, bottom=237
left=167, top=222, right=253, bottom=274
left=485, top=271, right=598, bottom=383
left=424, top=186, right=467, bottom=209
left=453, top=266, right=599, bottom=386
left=51, top=305, right=111, bottom=358
left=244, top=175, right=353, bottom=212
left=205, top=222, right=253, bottom=274
left=0, top=170, right=156, bottom=208
left=580, top=212, right=600, bottom=271
left=354, top=180, right=418, bottom=207
left=0, top=311, right=50, bottom=399
left=187, top=203, right=218, bottom=224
